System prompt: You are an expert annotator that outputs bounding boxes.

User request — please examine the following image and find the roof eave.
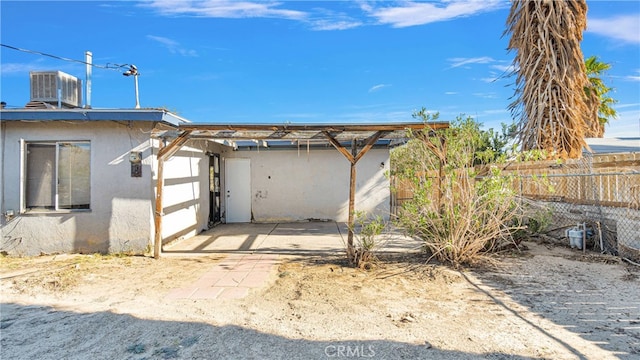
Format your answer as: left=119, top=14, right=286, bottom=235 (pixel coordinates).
left=0, top=108, right=185, bottom=127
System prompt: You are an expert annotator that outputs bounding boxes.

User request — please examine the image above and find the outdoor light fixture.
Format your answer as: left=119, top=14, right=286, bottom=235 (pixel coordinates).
left=122, top=64, right=140, bottom=109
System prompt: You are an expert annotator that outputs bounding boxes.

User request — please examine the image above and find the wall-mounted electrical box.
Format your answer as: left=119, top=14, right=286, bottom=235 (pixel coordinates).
left=130, top=151, right=142, bottom=177
left=129, top=151, right=142, bottom=163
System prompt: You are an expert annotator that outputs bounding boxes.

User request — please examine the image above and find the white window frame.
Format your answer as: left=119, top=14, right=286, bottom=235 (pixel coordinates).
left=21, top=140, right=91, bottom=213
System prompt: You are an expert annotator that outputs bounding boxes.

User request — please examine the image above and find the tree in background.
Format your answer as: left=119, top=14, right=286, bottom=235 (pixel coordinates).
left=505, top=0, right=591, bottom=159
left=584, top=56, right=618, bottom=138
left=391, top=108, right=515, bottom=178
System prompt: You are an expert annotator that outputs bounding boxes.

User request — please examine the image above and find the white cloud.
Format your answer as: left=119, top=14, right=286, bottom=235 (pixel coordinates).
left=448, top=56, right=495, bottom=68
left=147, top=35, right=198, bottom=57
left=144, top=0, right=507, bottom=31
left=480, top=76, right=499, bottom=83
left=306, top=7, right=363, bottom=31
left=613, top=70, right=640, bottom=82
left=603, top=108, right=640, bottom=138
left=480, top=69, right=511, bottom=83
left=144, top=0, right=307, bottom=20
left=311, top=19, right=362, bottom=31
left=472, top=92, right=498, bottom=99
left=363, top=0, right=505, bottom=28
left=588, top=15, right=640, bottom=44
left=490, top=63, right=515, bottom=73
left=0, top=62, right=40, bottom=74
left=368, top=84, right=390, bottom=92
left=615, top=102, right=640, bottom=110
left=625, top=70, right=640, bottom=82
left=481, top=109, right=510, bottom=115
left=0, top=61, right=79, bottom=75
left=444, top=91, right=458, bottom=95
left=144, top=1, right=366, bottom=31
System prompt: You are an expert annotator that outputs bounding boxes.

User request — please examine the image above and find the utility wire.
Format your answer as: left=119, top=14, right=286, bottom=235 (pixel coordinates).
left=1, top=43, right=132, bottom=71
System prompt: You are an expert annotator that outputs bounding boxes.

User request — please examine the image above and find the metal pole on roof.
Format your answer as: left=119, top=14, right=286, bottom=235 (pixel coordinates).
left=85, top=51, right=92, bottom=109
left=133, top=73, right=140, bottom=109
left=123, top=65, right=140, bottom=109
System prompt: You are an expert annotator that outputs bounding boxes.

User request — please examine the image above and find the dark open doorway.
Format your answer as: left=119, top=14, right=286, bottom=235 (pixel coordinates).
left=208, top=153, right=221, bottom=228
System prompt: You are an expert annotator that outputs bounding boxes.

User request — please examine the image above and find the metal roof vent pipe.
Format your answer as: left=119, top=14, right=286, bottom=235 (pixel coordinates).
left=84, top=51, right=92, bottom=109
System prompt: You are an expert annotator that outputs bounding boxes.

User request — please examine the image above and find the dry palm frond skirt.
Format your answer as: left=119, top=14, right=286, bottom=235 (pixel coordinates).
left=505, top=0, right=592, bottom=159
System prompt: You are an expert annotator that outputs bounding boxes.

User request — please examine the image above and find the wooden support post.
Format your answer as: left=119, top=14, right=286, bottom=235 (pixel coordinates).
left=347, top=139, right=357, bottom=260
left=322, top=131, right=385, bottom=263
left=153, top=140, right=165, bottom=259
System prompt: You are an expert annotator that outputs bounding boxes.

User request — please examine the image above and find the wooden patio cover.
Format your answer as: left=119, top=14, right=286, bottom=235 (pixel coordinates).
left=153, top=122, right=449, bottom=260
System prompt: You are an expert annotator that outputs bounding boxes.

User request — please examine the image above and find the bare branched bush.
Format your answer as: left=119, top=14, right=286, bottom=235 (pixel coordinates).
left=393, top=114, right=524, bottom=268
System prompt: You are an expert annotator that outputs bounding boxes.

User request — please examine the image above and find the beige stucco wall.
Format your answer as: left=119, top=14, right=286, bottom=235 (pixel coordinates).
left=160, top=139, right=227, bottom=244
left=0, top=120, right=393, bottom=255
left=1, top=121, right=157, bottom=255
left=224, top=146, right=391, bottom=222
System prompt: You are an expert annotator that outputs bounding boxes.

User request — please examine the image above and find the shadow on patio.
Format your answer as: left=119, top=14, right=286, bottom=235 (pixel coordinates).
left=162, top=221, right=422, bottom=256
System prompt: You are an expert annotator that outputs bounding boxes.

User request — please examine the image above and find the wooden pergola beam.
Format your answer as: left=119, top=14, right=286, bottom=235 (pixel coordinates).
left=354, top=131, right=388, bottom=163
left=157, top=130, right=191, bottom=161
left=179, top=123, right=447, bottom=132
left=322, top=130, right=354, bottom=162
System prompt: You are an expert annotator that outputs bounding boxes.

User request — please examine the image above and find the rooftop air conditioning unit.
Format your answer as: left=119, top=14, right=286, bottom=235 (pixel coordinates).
left=30, top=71, right=82, bottom=108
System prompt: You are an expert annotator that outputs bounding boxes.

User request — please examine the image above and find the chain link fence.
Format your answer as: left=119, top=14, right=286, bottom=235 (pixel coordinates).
left=513, top=153, right=640, bottom=262
left=391, top=152, right=640, bottom=262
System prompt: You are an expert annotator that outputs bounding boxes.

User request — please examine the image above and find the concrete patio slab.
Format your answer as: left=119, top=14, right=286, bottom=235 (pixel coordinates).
left=163, top=221, right=421, bottom=256
left=164, top=222, right=422, bottom=300
left=164, top=223, right=278, bottom=253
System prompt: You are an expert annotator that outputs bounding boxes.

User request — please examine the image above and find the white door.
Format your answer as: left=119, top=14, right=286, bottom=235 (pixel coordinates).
left=225, top=158, right=251, bottom=223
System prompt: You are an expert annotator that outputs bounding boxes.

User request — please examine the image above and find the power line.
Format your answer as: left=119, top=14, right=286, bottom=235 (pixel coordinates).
left=1, top=43, right=132, bottom=71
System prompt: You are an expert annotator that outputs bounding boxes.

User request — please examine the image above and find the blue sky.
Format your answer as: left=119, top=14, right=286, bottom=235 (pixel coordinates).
left=1, top=1, right=639, bottom=137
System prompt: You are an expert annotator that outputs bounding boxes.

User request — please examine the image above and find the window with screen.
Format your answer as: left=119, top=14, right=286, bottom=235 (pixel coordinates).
left=25, top=141, right=91, bottom=211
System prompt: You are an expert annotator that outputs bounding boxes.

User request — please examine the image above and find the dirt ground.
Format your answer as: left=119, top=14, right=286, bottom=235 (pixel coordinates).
left=1, top=241, right=639, bottom=360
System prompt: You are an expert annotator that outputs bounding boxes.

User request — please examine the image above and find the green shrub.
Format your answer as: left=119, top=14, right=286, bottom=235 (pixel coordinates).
left=348, top=211, right=386, bottom=269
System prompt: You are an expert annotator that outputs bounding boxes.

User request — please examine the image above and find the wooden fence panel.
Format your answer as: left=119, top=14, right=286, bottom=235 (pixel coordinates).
left=391, top=152, right=640, bottom=212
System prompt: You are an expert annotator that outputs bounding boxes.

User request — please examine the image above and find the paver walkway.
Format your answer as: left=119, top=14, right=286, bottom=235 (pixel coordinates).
left=163, top=222, right=422, bottom=300
left=166, top=254, right=279, bottom=300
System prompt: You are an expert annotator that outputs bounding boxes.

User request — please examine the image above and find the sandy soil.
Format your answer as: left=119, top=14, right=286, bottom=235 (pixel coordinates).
left=1, top=241, right=639, bottom=360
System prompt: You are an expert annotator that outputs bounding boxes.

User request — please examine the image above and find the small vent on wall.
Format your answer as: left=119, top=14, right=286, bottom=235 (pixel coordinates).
left=29, top=71, right=82, bottom=108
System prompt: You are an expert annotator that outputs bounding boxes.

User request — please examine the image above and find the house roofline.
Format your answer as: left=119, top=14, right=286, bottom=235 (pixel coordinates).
left=0, top=108, right=185, bottom=127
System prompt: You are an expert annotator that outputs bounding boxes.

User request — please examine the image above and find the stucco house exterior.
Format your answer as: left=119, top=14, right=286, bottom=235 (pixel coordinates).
left=1, top=107, right=442, bottom=257
left=1, top=109, right=183, bottom=255
left=0, top=71, right=447, bottom=257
